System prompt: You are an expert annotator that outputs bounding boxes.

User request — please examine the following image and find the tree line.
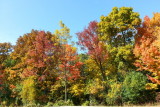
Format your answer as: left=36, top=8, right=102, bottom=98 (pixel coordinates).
left=0, top=7, right=160, bottom=106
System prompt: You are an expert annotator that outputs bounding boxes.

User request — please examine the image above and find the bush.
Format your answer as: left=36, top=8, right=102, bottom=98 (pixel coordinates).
left=106, top=82, right=122, bottom=105
left=89, top=95, right=99, bottom=106
left=23, top=103, right=41, bottom=107
left=53, top=100, right=74, bottom=106
left=81, top=101, right=90, bottom=106
left=0, top=84, right=12, bottom=105
left=44, top=102, right=54, bottom=107
left=20, top=76, right=37, bottom=105
left=122, top=71, right=156, bottom=104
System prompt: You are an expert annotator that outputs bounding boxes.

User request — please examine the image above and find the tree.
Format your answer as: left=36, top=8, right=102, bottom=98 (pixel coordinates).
left=96, top=7, right=140, bottom=81
left=20, top=76, right=37, bottom=105
left=134, top=13, right=160, bottom=89
left=77, top=21, right=109, bottom=104
left=98, top=7, right=141, bottom=47
left=47, top=21, right=83, bottom=102
left=8, top=30, right=59, bottom=104
left=22, top=31, right=54, bottom=78
left=58, top=44, right=83, bottom=102
left=0, top=43, right=12, bottom=104
left=0, top=42, right=12, bottom=80
left=122, top=71, right=155, bottom=104
left=77, top=21, right=108, bottom=82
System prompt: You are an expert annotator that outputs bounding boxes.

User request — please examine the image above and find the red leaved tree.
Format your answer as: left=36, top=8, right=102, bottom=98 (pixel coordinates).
left=22, top=31, right=53, bottom=78
left=77, top=21, right=108, bottom=81
left=10, top=30, right=59, bottom=102
left=58, top=44, right=83, bottom=102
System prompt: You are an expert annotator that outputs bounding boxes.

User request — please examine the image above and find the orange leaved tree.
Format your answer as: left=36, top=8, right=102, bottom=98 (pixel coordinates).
left=58, top=44, right=83, bottom=102
left=134, top=13, right=160, bottom=89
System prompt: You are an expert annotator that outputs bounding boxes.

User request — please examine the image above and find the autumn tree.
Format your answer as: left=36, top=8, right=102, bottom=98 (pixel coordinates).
left=6, top=31, right=38, bottom=103
left=20, top=76, right=37, bottom=105
left=21, top=31, right=54, bottom=78
left=77, top=21, right=108, bottom=82
left=96, top=7, right=141, bottom=80
left=0, top=42, right=12, bottom=104
left=1, top=7, right=159, bottom=106
left=53, top=21, right=83, bottom=102
left=0, top=42, right=12, bottom=77
left=58, top=44, right=82, bottom=102
left=134, top=13, right=160, bottom=89
left=77, top=21, right=109, bottom=104
left=76, top=7, right=142, bottom=104
left=8, top=30, right=60, bottom=104
left=98, top=7, right=141, bottom=47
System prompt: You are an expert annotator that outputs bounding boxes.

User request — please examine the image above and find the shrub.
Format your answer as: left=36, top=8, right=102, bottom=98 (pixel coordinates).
left=20, top=76, right=37, bottom=105
left=45, top=102, right=54, bottom=107
left=122, top=71, right=156, bottom=104
left=53, top=100, right=74, bottom=106
left=106, top=82, right=122, bottom=105
left=81, top=100, right=90, bottom=106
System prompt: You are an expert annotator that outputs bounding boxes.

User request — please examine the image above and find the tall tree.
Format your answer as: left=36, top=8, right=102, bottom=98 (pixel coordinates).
left=54, top=21, right=83, bottom=102
left=58, top=44, right=83, bottom=102
left=22, top=31, right=53, bottom=78
left=8, top=30, right=59, bottom=103
left=134, top=13, right=160, bottom=89
left=77, top=21, right=108, bottom=82
left=0, top=42, right=12, bottom=103
left=98, top=7, right=141, bottom=47
left=96, top=7, right=141, bottom=80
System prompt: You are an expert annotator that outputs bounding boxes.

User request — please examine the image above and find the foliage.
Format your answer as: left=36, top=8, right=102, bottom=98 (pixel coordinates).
left=7, top=30, right=59, bottom=104
left=122, top=71, right=155, bottom=104
left=55, top=22, right=83, bottom=102
left=106, top=44, right=135, bottom=80
left=0, top=42, right=12, bottom=64
left=58, top=44, right=82, bottom=81
left=53, top=100, right=74, bottom=106
left=77, top=21, right=108, bottom=82
left=106, top=82, right=122, bottom=105
left=0, top=7, right=159, bottom=106
left=134, top=13, right=160, bottom=89
left=69, top=79, right=85, bottom=96
left=0, top=84, right=12, bottom=106
left=81, top=100, right=90, bottom=106
left=88, top=95, right=99, bottom=106
left=98, top=7, right=141, bottom=46
left=0, top=43, right=13, bottom=105
left=55, top=21, right=71, bottom=44
left=20, top=76, right=37, bottom=105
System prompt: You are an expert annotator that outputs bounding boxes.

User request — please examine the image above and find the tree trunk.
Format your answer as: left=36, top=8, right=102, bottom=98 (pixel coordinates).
left=99, top=61, right=106, bottom=81
left=64, top=69, right=67, bottom=102
left=122, top=31, right=126, bottom=46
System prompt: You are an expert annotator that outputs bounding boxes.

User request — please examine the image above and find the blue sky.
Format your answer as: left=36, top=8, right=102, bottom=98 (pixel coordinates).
left=0, top=0, right=160, bottom=45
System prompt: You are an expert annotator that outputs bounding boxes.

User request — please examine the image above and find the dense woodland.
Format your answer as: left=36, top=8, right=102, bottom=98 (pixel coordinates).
left=0, top=7, right=160, bottom=106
